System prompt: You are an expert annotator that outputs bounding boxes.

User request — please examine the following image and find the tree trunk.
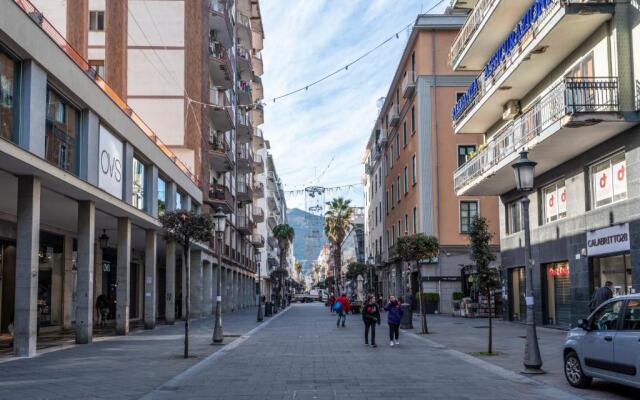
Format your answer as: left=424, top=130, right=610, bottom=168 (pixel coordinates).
left=417, top=260, right=428, bottom=334
left=184, top=243, right=191, bottom=358
left=334, top=244, right=341, bottom=294
left=488, top=289, right=493, bottom=354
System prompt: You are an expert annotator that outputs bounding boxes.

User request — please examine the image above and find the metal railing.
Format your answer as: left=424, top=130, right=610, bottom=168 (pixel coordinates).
left=238, top=13, right=251, bottom=30
left=208, top=133, right=230, bottom=152
left=13, top=0, right=199, bottom=185
left=453, top=77, right=619, bottom=192
left=208, top=40, right=229, bottom=60
left=237, top=143, right=254, bottom=161
left=448, top=0, right=499, bottom=67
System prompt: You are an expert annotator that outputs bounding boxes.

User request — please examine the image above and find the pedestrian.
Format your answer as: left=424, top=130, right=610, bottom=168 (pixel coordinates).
left=384, top=295, right=403, bottom=347
left=362, top=295, right=381, bottom=347
left=328, top=293, right=336, bottom=313
left=589, top=281, right=614, bottom=311
left=96, top=293, right=109, bottom=328
left=334, top=293, right=351, bottom=327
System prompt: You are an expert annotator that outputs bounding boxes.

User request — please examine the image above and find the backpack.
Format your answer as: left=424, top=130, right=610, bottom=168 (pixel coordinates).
left=333, top=301, right=342, bottom=312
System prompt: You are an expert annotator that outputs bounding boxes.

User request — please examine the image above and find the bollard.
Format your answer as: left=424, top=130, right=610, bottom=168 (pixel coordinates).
left=400, top=303, right=413, bottom=329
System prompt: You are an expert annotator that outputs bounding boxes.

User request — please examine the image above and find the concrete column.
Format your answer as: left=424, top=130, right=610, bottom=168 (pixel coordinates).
left=79, top=110, right=100, bottom=185
left=223, top=268, right=230, bottom=313
left=165, top=240, right=176, bottom=324
left=166, top=182, right=177, bottom=211
left=144, top=230, right=157, bottom=329
left=76, top=201, right=95, bottom=344
left=203, top=261, right=212, bottom=315
left=93, top=243, right=103, bottom=320
left=14, top=176, right=40, bottom=357
left=211, top=261, right=219, bottom=315
left=146, top=165, right=159, bottom=218
left=19, top=61, right=46, bottom=156
left=190, top=250, right=203, bottom=317
left=122, top=142, right=134, bottom=203
left=62, top=235, right=74, bottom=329
left=116, top=217, right=131, bottom=335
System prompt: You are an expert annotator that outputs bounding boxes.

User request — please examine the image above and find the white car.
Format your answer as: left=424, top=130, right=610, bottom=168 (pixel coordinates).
left=563, top=294, right=640, bottom=389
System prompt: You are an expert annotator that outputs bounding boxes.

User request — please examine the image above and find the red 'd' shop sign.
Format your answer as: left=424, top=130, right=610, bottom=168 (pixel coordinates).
left=586, top=223, right=630, bottom=256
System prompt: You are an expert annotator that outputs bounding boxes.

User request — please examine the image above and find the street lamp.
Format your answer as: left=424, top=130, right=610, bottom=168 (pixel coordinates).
left=255, top=248, right=263, bottom=322
left=512, top=151, right=544, bottom=374
left=212, top=208, right=227, bottom=344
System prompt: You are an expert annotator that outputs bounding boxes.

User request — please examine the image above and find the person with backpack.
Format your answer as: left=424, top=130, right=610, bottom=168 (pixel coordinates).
left=384, top=295, right=403, bottom=347
left=362, top=295, right=381, bottom=347
left=334, top=293, right=350, bottom=327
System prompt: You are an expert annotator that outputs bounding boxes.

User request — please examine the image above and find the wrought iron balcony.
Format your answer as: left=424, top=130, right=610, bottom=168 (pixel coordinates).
left=237, top=180, right=254, bottom=203
left=205, top=183, right=233, bottom=213
left=253, top=206, right=265, bottom=223
left=207, top=134, right=233, bottom=172
left=251, top=233, right=265, bottom=248
left=237, top=215, right=254, bottom=235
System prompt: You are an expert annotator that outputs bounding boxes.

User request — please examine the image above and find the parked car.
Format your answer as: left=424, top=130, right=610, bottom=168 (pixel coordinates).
left=563, top=294, right=640, bottom=389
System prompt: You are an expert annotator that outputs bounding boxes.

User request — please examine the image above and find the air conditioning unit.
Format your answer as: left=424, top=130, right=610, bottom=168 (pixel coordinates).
left=502, top=100, right=520, bottom=120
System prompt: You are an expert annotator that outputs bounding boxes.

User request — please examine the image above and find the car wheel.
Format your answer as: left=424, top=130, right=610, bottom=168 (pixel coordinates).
left=564, top=351, right=592, bottom=388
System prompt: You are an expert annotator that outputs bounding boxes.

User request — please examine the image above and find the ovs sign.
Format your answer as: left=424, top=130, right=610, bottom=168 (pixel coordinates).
left=98, top=125, right=124, bottom=199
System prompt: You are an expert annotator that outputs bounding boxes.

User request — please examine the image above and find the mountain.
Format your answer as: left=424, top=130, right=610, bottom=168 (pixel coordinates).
left=287, top=208, right=328, bottom=274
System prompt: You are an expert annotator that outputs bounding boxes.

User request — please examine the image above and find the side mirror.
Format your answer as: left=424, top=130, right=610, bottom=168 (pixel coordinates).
left=577, top=318, right=590, bottom=331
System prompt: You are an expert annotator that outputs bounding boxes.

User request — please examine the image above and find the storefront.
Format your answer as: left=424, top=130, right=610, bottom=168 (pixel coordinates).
left=587, top=223, right=633, bottom=297
left=543, top=261, right=571, bottom=327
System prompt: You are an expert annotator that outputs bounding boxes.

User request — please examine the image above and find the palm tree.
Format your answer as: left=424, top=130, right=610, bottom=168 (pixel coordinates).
left=272, top=223, right=294, bottom=308
left=324, top=197, right=354, bottom=294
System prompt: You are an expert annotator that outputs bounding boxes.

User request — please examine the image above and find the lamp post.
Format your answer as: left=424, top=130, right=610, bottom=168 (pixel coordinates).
left=212, top=208, right=226, bottom=344
left=512, top=151, right=544, bottom=374
left=256, top=248, right=263, bottom=322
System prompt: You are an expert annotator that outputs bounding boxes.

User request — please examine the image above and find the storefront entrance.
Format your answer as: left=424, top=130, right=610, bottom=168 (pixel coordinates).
left=543, top=261, right=571, bottom=327
left=591, top=253, right=632, bottom=297
left=508, top=267, right=526, bottom=322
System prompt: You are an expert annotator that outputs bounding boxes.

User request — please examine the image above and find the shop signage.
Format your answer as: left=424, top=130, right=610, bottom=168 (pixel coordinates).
left=423, top=276, right=462, bottom=282
left=586, top=223, right=630, bottom=256
left=98, top=125, right=124, bottom=199
left=548, top=264, right=569, bottom=277
left=593, top=158, right=626, bottom=204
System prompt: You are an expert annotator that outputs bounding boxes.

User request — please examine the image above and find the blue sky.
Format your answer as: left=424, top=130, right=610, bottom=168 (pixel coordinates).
left=259, top=0, right=447, bottom=211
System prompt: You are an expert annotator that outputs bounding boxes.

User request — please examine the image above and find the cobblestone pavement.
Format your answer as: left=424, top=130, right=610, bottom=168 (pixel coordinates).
left=140, top=303, right=588, bottom=400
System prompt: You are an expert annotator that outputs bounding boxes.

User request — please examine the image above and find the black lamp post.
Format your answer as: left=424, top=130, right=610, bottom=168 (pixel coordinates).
left=256, top=248, right=263, bottom=322
left=512, top=151, right=544, bottom=374
left=212, top=208, right=227, bottom=344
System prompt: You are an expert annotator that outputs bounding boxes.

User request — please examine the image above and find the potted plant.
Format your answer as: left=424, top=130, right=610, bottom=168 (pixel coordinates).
left=451, top=292, right=463, bottom=316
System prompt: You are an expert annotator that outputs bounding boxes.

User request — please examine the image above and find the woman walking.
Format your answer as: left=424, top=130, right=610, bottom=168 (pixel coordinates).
left=362, top=295, right=381, bottom=347
left=384, top=295, right=403, bottom=347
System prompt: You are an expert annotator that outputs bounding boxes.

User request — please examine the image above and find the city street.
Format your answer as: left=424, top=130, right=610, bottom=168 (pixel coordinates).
left=2, top=303, right=638, bottom=399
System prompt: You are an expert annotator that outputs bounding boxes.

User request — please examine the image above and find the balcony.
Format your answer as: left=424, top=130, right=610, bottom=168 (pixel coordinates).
left=253, top=154, right=264, bottom=174
left=237, top=179, right=254, bottom=203
left=453, top=77, right=630, bottom=196
left=388, top=106, right=399, bottom=127
left=251, top=233, right=265, bottom=248
left=208, top=41, right=232, bottom=89
left=252, top=52, right=263, bottom=76
left=252, top=104, right=264, bottom=126
left=207, top=134, right=233, bottom=172
left=237, top=144, right=255, bottom=173
left=448, top=0, right=531, bottom=71
left=208, top=0, right=232, bottom=49
left=452, top=0, right=614, bottom=134
left=253, top=127, right=264, bottom=147
left=237, top=109, right=253, bottom=143
left=253, top=206, right=265, bottom=223
left=267, top=192, right=278, bottom=212
left=267, top=211, right=277, bottom=229
left=208, top=88, right=234, bottom=131
left=237, top=80, right=252, bottom=106
left=237, top=215, right=254, bottom=235
left=267, top=236, right=278, bottom=250
left=237, top=47, right=253, bottom=81
left=379, top=128, right=388, bottom=145
left=402, top=72, right=415, bottom=98
left=450, top=0, right=479, bottom=10
left=253, top=182, right=264, bottom=198
left=252, top=78, right=263, bottom=102
left=237, top=13, right=252, bottom=47
left=205, top=183, right=234, bottom=213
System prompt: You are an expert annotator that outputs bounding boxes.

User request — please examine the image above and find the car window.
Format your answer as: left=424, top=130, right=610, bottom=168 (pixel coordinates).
left=591, top=300, right=623, bottom=331
left=622, top=300, right=640, bottom=331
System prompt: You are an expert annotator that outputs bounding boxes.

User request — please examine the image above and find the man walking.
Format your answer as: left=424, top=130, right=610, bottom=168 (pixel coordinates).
left=362, top=295, right=381, bottom=347
left=590, top=281, right=614, bottom=311
left=335, top=293, right=350, bottom=327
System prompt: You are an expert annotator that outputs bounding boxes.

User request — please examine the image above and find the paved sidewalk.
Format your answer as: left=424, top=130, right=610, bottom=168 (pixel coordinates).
left=0, top=306, right=269, bottom=400
left=405, top=314, right=640, bottom=400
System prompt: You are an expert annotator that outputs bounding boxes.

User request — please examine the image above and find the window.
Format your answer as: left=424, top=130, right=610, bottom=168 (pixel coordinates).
left=386, top=191, right=390, bottom=213
left=413, top=207, right=417, bottom=234
left=456, top=92, right=465, bottom=101
left=402, top=121, right=407, bottom=147
left=176, top=191, right=183, bottom=210
left=590, top=300, right=623, bottom=331
left=390, top=185, right=394, bottom=207
left=89, top=60, right=105, bottom=78
left=45, top=88, right=79, bottom=173
left=132, top=157, right=146, bottom=210
left=396, top=176, right=400, bottom=202
left=158, top=177, right=167, bottom=215
left=506, top=201, right=523, bottom=234
left=412, top=154, right=416, bottom=184
left=389, top=145, right=393, bottom=168
left=542, top=181, right=567, bottom=224
left=404, top=214, right=408, bottom=235
left=395, top=134, right=400, bottom=159
left=391, top=226, right=395, bottom=246
left=397, top=220, right=401, bottom=238
left=622, top=299, right=640, bottom=331
left=459, top=201, right=479, bottom=234
left=89, top=11, right=105, bottom=31
left=0, top=49, right=19, bottom=143
left=457, top=145, right=476, bottom=167
left=410, top=106, right=415, bottom=133
left=403, top=166, right=408, bottom=194
left=591, top=153, right=627, bottom=209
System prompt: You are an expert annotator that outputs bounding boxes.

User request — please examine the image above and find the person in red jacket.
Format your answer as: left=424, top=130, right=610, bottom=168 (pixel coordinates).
left=334, top=293, right=351, bottom=327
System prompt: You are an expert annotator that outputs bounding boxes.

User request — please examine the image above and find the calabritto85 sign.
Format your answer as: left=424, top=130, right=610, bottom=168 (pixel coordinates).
left=98, top=125, right=124, bottom=199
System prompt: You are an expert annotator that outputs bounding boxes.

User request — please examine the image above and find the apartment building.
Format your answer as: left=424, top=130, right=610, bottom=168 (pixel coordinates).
left=28, top=0, right=269, bottom=316
left=450, top=0, right=640, bottom=327
left=368, top=13, right=500, bottom=313
left=0, top=0, right=208, bottom=357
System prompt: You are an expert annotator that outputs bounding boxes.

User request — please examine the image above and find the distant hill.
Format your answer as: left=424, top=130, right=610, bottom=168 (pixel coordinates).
left=287, top=208, right=328, bottom=274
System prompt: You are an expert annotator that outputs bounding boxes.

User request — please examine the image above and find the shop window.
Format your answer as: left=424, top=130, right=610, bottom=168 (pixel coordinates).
left=89, top=11, right=105, bottom=32
left=622, top=299, right=640, bottom=331
left=544, top=262, right=571, bottom=326
left=45, top=88, right=79, bottom=174
left=591, top=153, right=627, bottom=209
left=457, top=145, right=476, bottom=167
left=592, top=253, right=632, bottom=296
left=0, top=49, right=19, bottom=143
left=591, top=300, right=623, bottom=331
left=459, top=200, right=478, bottom=234
left=506, top=201, right=523, bottom=234
left=132, top=157, right=146, bottom=210
left=542, top=181, right=567, bottom=224
left=157, top=177, right=167, bottom=216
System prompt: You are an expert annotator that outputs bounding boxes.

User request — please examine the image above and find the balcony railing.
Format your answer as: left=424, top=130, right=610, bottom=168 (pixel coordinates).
left=208, top=40, right=228, bottom=61
left=388, top=106, right=400, bottom=127
left=454, top=77, right=619, bottom=192
left=238, top=109, right=252, bottom=127
left=238, top=13, right=251, bottom=30
left=448, top=0, right=498, bottom=68
left=402, top=72, right=416, bottom=98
